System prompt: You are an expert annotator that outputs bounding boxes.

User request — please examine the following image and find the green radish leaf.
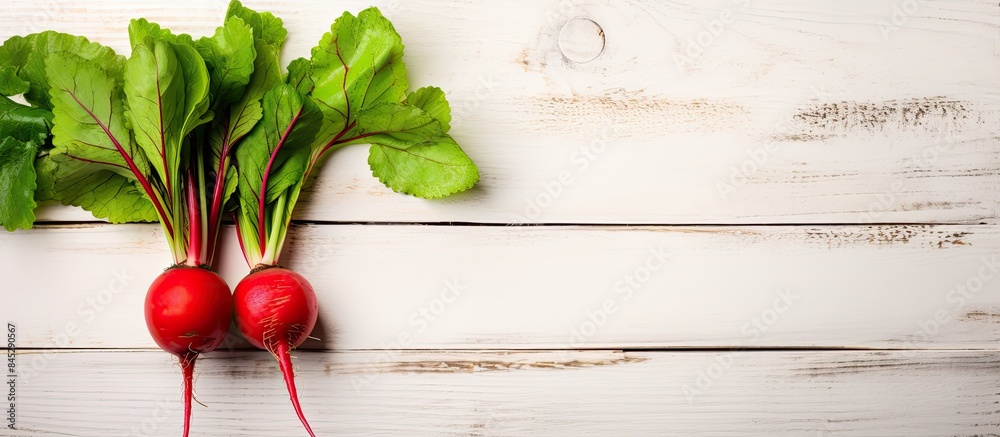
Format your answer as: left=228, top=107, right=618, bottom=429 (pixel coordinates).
left=0, top=34, right=152, bottom=230
left=199, top=13, right=284, bottom=234
left=47, top=51, right=146, bottom=180
left=193, top=14, right=256, bottom=227
left=234, top=83, right=322, bottom=260
left=34, top=154, right=158, bottom=223
left=0, top=138, right=39, bottom=230
left=0, top=66, right=29, bottom=96
left=128, top=18, right=195, bottom=49
left=309, top=8, right=408, bottom=139
left=344, top=103, right=444, bottom=147
left=221, top=40, right=280, bottom=152
left=202, top=37, right=280, bottom=215
left=0, top=95, right=51, bottom=146
left=0, top=95, right=50, bottom=230
left=407, top=86, right=451, bottom=133
left=0, top=36, right=32, bottom=73
left=285, top=57, right=314, bottom=96
left=352, top=103, right=478, bottom=199
left=238, top=83, right=323, bottom=206
left=123, top=37, right=211, bottom=195
left=205, top=38, right=281, bottom=166
left=220, top=0, right=287, bottom=142
left=0, top=95, right=49, bottom=230
left=45, top=50, right=160, bottom=223
left=368, top=135, right=478, bottom=199
left=169, top=43, right=214, bottom=145
left=194, top=16, right=256, bottom=110
left=226, top=0, right=287, bottom=49
left=2, top=31, right=121, bottom=110
left=222, top=166, right=239, bottom=209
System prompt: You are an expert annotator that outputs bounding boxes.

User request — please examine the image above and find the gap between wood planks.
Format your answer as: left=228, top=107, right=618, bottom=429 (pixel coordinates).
left=13, top=347, right=1000, bottom=352
left=27, top=220, right=999, bottom=228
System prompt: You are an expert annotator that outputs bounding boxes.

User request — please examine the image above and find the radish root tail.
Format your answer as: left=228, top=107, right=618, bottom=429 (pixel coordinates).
left=180, top=354, right=197, bottom=437
left=275, top=342, right=316, bottom=437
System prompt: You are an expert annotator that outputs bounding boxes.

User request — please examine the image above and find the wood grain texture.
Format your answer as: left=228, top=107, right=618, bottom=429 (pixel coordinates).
left=1, top=2, right=999, bottom=435
left=6, top=349, right=1000, bottom=436
left=4, top=224, right=999, bottom=350
left=1, top=0, right=997, bottom=224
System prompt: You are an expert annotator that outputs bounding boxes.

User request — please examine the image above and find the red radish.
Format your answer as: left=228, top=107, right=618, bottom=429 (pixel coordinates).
left=145, top=267, right=233, bottom=437
left=231, top=82, right=326, bottom=436
left=233, top=267, right=318, bottom=435
left=37, top=9, right=262, bottom=434
left=230, top=7, right=479, bottom=436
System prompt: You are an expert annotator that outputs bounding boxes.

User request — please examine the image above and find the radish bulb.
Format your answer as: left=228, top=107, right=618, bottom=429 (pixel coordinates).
left=145, top=267, right=232, bottom=437
left=233, top=267, right=318, bottom=435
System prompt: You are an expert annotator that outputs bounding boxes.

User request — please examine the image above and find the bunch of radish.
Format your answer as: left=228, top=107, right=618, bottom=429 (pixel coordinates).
left=0, top=1, right=478, bottom=435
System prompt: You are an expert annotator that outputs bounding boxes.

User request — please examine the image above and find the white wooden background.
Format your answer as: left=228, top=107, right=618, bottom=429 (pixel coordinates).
left=2, top=0, right=999, bottom=436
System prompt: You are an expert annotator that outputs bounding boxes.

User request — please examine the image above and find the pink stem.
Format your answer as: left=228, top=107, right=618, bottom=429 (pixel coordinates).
left=206, top=122, right=232, bottom=267
left=185, top=170, right=203, bottom=267
left=306, top=121, right=356, bottom=177
left=257, top=108, right=305, bottom=250
left=64, top=89, right=173, bottom=236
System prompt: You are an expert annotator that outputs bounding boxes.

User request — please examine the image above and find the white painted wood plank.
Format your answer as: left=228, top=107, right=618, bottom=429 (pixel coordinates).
left=2, top=0, right=998, bottom=224
left=4, top=349, right=999, bottom=436
left=3, top=224, right=999, bottom=350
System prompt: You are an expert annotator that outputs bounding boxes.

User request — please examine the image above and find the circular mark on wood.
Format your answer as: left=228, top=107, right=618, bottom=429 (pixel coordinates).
left=558, top=18, right=605, bottom=63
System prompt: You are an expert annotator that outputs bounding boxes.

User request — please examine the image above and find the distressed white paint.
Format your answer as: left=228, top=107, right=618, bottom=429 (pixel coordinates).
left=1, top=1, right=999, bottom=435
left=7, top=349, right=1000, bottom=436
left=4, top=224, right=999, bottom=350
left=1, top=0, right=997, bottom=224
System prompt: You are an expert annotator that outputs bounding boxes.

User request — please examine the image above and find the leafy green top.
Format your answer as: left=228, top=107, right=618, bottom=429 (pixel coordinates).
left=233, top=7, right=478, bottom=266
left=0, top=2, right=479, bottom=268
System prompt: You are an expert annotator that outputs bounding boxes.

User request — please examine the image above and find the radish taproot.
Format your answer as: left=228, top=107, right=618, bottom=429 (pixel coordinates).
left=231, top=8, right=479, bottom=435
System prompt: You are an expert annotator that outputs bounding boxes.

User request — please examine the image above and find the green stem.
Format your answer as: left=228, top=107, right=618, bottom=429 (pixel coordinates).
left=160, top=226, right=178, bottom=265
left=172, top=162, right=187, bottom=264
left=261, top=193, right=287, bottom=266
